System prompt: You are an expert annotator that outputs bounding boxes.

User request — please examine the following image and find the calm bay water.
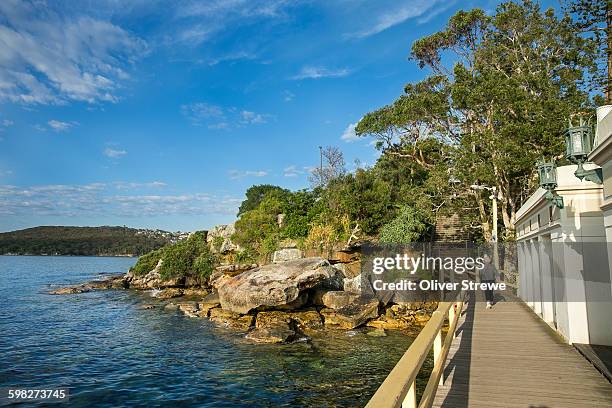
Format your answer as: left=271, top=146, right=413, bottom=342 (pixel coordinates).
left=0, top=256, right=418, bottom=407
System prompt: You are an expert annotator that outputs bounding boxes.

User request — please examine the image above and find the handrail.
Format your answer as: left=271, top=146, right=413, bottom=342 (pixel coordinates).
left=365, top=292, right=465, bottom=408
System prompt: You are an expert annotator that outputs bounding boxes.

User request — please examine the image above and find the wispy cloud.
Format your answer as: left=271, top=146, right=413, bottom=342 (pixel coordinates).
left=181, top=102, right=272, bottom=128
left=0, top=0, right=146, bottom=105
left=291, top=66, right=350, bottom=80
left=348, top=0, right=448, bottom=38
left=1, top=119, right=14, bottom=128
left=0, top=182, right=241, bottom=217
left=340, top=122, right=359, bottom=142
left=48, top=120, right=77, bottom=132
left=104, top=147, right=128, bottom=158
left=283, top=90, right=295, bottom=102
left=228, top=169, right=268, bottom=180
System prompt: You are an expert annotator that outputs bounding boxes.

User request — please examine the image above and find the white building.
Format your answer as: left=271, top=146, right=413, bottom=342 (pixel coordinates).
left=515, top=106, right=612, bottom=346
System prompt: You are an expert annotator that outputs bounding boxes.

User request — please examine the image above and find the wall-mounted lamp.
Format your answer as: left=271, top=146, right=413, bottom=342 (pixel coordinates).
left=537, top=159, right=564, bottom=208
left=564, top=117, right=602, bottom=184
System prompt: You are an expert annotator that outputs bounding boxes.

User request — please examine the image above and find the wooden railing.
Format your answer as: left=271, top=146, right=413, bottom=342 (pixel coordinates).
left=365, top=292, right=465, bottom=408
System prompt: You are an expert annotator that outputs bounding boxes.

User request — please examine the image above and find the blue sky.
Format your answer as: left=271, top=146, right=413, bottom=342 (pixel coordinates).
left=0, top=0, right=554, bottom=232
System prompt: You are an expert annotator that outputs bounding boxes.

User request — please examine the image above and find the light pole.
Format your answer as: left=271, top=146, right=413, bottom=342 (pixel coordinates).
left=318, top=146, right=323, bottom=187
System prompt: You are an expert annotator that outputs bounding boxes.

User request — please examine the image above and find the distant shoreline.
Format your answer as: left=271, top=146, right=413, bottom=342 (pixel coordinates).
left=0, top=254, right=138, bottom=258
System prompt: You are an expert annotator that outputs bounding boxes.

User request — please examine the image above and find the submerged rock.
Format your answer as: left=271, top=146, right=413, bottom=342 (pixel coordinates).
left=49, top=285, right=91, bottom=295
left=367, top=328, right=387, bottom=337
left=218, top=257, right=340, bottom=314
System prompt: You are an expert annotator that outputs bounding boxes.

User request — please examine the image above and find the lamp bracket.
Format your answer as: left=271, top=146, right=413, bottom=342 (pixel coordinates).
left=574, top=162, right=603, bottom=185
left=544, top=190, right=564, bottom=209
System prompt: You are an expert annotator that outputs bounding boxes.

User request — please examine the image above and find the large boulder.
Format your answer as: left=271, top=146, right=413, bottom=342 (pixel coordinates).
left=320, top=299, right=380, bottom=329
left=218, top=257, right=340, bottom=314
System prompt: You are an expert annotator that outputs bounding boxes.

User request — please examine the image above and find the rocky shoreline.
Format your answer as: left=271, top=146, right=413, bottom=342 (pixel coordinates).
left=49, top=231, right=437, bottom=344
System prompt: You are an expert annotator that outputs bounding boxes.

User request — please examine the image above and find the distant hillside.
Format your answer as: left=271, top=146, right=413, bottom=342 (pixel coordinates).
left=0, top=226, right=188, bottom=256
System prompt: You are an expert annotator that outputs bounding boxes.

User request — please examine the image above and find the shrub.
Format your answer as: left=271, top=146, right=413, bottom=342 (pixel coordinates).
left=379, top=206, right=428, bottom=244
left=130, top=248, right=163, bottom=276
left=154, top=231, right=217, bottom=280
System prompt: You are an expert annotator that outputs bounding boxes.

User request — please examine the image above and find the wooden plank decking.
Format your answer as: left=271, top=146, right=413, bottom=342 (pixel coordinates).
left=432, top=294, right=612, bottom=408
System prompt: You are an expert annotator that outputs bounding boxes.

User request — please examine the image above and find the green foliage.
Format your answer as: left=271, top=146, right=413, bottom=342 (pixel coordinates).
left=130, top=249, right=163, bottom=276
left=356, top=0, right=597, bottom=240
left=237, top=185, right=289, bottom=216
left=0, top=226, right=175, bottom=256
left=322, top=169, right=394, bottom=236
left=158, top=231, right=215, bottom=280
left=379, top=206, right=429, bottom=244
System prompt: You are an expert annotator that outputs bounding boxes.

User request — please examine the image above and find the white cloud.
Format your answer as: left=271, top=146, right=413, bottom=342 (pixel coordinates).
left=182, top=102, right=271, bottom=128
left=48, top=120, right=76, bottom=132
left=291, top=66, right=350, bottom=80
left=240, top=110, right=269, bottom=124
left=1, top=119, right=13, bottom=127
left=104, top=148, right=127, bottom=158
left=228, top=169, right=268, bottom=179
left=340, top=122, right=359, bottom=142
left=349, top=0, right=447, bottom=38
left=283, top=165, right=302, bottom=177
left=0, top=0, right=146, bottom=105
left=283, top=90, right=295, bottom=102
left=0, top=182, right=241, bottom=217
left=181, top=102, right=224, bottom=125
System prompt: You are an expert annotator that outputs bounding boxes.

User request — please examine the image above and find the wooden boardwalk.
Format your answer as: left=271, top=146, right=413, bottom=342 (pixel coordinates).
left=432, top=294, right=612, bottom=408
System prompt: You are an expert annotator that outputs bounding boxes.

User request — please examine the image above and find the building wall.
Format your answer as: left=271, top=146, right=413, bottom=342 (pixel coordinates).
left=516, top=165, right=612, bottom=345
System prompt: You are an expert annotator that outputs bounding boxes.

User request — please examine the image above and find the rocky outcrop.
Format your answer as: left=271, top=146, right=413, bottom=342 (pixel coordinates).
left=320, top=299, right=379, bottom=329
left=207, top=223, right=237, bottom=253
left=218, top=257, right=341, bottom=314
left=49, top=285, right=91, bottom=295
left=272, top=248, right=303, bottom=263
left=153, top=288, right=183, bottom=299
left=209, top=308, right=254, bottom=330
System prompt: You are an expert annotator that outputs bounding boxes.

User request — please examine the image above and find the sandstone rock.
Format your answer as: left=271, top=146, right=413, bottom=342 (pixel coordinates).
left=343, top=276, right=361, bottom=293
left=218, top=257, right=340, bottom=314
left=272, top=248, right=303, bottom=263
left=366, top=315, right=411, bottom=330
left=207, top=224, right=237, bottom=253
left=246, top=311, right=298, bottom=343
left=182, top=288, right=210, bottom=299
left=154, top=288, right=183, bottom=299
left=245, top=326, right=296, bottom=344
left=209, top=308, right=254, bottom=330
left=178, top=302, right=199, bottom=317
left=49, top=285, right=91, bottom=295
left=333, top=261, right=361, bottom=279
left=215, top=263, right=258, bottom=275
left=289, top=310, right=323, bottom=331
left=321, top=291, right=361, bottom=310
left=320, top=299, right=379, bottom=329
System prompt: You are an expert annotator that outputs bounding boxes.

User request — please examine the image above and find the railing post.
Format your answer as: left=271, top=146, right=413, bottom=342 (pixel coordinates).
left=402, top=380, right=416, bottom=408
left=433, top=330, right=442, bottom=386
left=448, top=304, right=456, bottom=339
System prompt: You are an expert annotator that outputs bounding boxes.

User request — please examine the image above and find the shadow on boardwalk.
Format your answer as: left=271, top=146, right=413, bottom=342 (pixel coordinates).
left=432, top=291, right=612, bottom=408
